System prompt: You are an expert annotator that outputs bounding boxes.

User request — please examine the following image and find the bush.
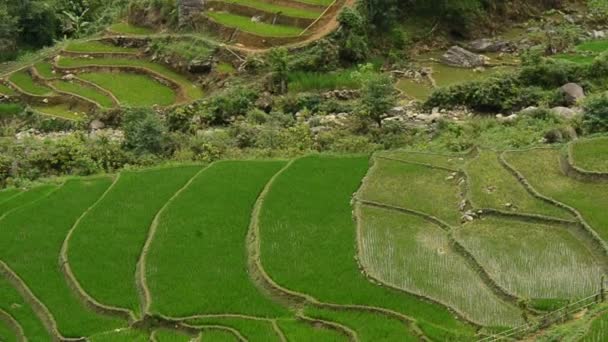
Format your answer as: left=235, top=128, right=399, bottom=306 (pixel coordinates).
left=583, top=93, right=608, bottom=133
left=122, top=107, right=167, bottom=155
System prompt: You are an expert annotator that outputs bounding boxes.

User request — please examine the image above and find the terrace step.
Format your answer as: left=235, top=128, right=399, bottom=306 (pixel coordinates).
left=207, top=0, right=318, bottom=28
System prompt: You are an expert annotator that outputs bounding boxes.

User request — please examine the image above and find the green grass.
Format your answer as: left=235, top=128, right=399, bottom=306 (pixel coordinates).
left=225, top=0, right=322, bottom=19
left=51, top=80, right=115, bottom=108
left=288, top=70, right=361, bottom=92
left=582, top=310, right=608, bottom=341
left=0, top=103, right=24, bottom=117
left=33, top=62, right=55, bottom=79
left=57, top=57, right=203, bottom=100
left=505, top=149, right=608, bottom=242
left=89, top=328, right=148, bottom=341
left=571, top=137, right=608, bottom=172
left=0, top=185, right=57, bottom=217
left=217, top=62, right=236, bottom=74
left=187, top=317, right=280, bottom=341
left=358, top=205, right=523, bottom=327
left=0, top=188, right=20, bottom=203
left=376, top=150, right=470, bottom=170
left=65, top=40, right=138, bottom=54
left=207, top=12, right=303, bottom=37
left=576, top=39, right=608, bottom=53
left=259, top=155, right=475, bottom=339
left=69, top=167, right=201, bottom=315
left=32, top=104, right=87, bottom=121
left=304, top=306, right=419, bottom=341
left=200, top=330, right=239, bottom=341
left=147, top=161, right=289, bottom=317
left=455, top=216, right=603, bottom=299
left=0, top=277, right=51, bottom=341
left=0, top=178, right=125, bottom=337
left=358, top=158, right=462, bottom=226
left=153, top=329, right=192, bottom=342
left=293, top=0, right=333, bottom=5
left=466, top=150, right=572, bottom=218
left=0, top=83, right=17, bottom=96
left=78, top=72, right=176, bottom=107
left=108, top=23, right=154, bottom=35
left=8, top=70, right=53, bottom=96
left=553, top=54, right=596, bottom=64
left=277, top=318, right=348, bottom=341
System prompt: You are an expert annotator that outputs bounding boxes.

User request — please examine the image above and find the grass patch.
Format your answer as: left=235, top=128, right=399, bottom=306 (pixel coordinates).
left=455, top=216, right=603, bottom=299
left=0, top=178, right=125, bottom=337
left=277, top=318, right=349, bottom=341
left=576, top=39, right=608, bottom=53
left=78, top=72, right=176, bottom=107
left=376, top=150, right=470, bottom=170
left=226, top=0, right=322, bottom=19
left=466, top=150, right=572, bottom=218
left=108, top=23, right=154, bottom=35
left=505, top=149, right=608, bottom=242
left=529, top=298, right=570, bottom=312
left=0, top=83, right=17, bottom=96
left=187, top=317, right=280, bottom=341
left=304, top=306, right=420, bottom=341
left=33, top=62, right=55, bottom=79
left=207, top=12, right=303, bottom=37
left=32, top=103, right=87, bottom=121
left=51, top=80, right=115, bottom=108
left=147, top=161, right=289, bottom=317
left=0, top=103, right=24, bottom=117
left=582, top=310, right=608, bottom=341
left=359, top=205, right=523, bottom=327
left=571, top=137, right=608, bottom=173
left=199, top=330, right=238, bottom=341
left=8, top=70, right=53, bottom=96
left=65, top=40, right=138, bottom=54
left=69, top=166, right=201, bottom=315
left=0, top=277, right=50, bottom=341
left=288, top=70, right=360, bottom=92
left=358, top=158, right=462, bottom=226
left=153, top=329, right=192, bottom=342
left=217, top=62, right=236, bottom=74
left=0, top=185, right=56, bottom=216
left=57, top=57, right=203, bottom=100
left=89, top=328, right=148, bottom=342
left=259, top=155, right=475, bottom=338
left=0, top=188, right=20, bottom=204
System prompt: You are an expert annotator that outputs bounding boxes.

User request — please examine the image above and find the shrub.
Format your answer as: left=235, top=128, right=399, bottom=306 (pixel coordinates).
left=583, top=93, right=608, bottom=133
left=359, top=72, right=396, bottom=126
left=122, top=107, right=167, bottom=155
left=201, top=87, right=258, bottom=125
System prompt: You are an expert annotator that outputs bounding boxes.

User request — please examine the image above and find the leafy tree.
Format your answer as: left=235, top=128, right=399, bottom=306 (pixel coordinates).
left=336, top=7, right=369, bottom=62
left=122, top=108, right=166, bottom=155
left=268, top=47, right=290, bottom=94
left=0, top=4, right=19, bottom=61
left=358, top=68, right=396, bottom=127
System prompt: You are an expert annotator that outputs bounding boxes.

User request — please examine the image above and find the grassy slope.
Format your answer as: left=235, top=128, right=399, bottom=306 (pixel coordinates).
left=0, top=178, right=124, bottom=337
left=455, top=217, right=603, bottom=299
left=571, top=137, right=608, bottom=172
left=359, top=205, right=523, bottom=327
left=358, top=158, right=462, bottom=226
left=466, top=150, right=572, bottom=218
left=68, top=166, right=201, bottom=315
left=0, top=84, right=17, bottom=96
left=505, top=149, right=608, bottom=241
left=187, top=317, right=280, bottom=341
left=304, top=306, right=419, bottom=341
left=32, top=103, right=87, bottom=121
left=79, top=72, right=176, bottom=107
left=278, top=319, right=348, bottom=341
left=51, top=80, right=115, bottom=108
left=0, top=278, right=50, bottom=341
left=57, top=57, right=203, bottom=100
left=259, top=155, right=475, bottom=339
left=34, top=62, right=55, bottom=79
left=8, top=70, right=53, bottom=96
left=147, top=161, right=289, bottom=317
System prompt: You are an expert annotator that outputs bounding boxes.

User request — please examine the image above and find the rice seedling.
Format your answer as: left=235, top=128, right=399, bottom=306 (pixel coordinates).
left=69, top=166, right=202, bottom=315
left=199, top=330, right=239, bottom=341
left=582, top=311, right=608, bottom=341
left=358, top=158, right=462, bottom=226
left=88, top=328, right=148, bottom=342
left=359, top=205, right=524, bottom=327
left=65, top=41, right=138, bottom=54
left=56, top=57, right=203, bottom=100
left=32, top=103, right=87, bottom=121
left=207, top=12, right=304, bottom=37
left=51, top=80, right=115, bottom=108
left=570, top=137, right=608, bottom=172
left=375, top=150, right=470, bottom=170
left=455, top=217, right=603, bottom=299
left=0, top=277, right=50, bottom=341
left=0, top=185, right=56, bottom=216
left=0, top=83, right=17, bottom=96
left=0, top=188, right=20, bottom=203
left=0, top=178, right=125, bottom=337
left=505, top=149, right=608, bottom=241
left=152, top=329, right=192, bottom=342
left=0, top=103, right=23, bottom=116
left=33, top=62, right=55, bottom=79
left=225, top=0, right=323, bottom=19
left=8, top=70, right=53, bottom=96
left=303, top=306, right=420, bottom=341
left=147, top=161, right=289, bottom=318
left=277, top=318, right=348, bottom=342
left=259, top=155, right=475, bottom=338
left=186, top=317, right=280, bottom=341
left=108, top=23, right=154, bottom=35
left=78, top=72, right=176, bottom=107
left=466, top=150, right=572, bottom=218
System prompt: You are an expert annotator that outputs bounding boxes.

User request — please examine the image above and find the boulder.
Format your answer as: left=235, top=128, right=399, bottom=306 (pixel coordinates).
left=89, top=119, right=105, bottom=130
left=255, top=92, right=274, bottom=113
left=441, top=46, right=487, bottom=68
left=551, top=106, right=580, bottom=120
left=560, top=83, right=585, bottom=105
left=468, top=38, right=513, bottom=53
left=188, top=59, right=213, bottom=74
left=178, top=0, right=206, bottom=26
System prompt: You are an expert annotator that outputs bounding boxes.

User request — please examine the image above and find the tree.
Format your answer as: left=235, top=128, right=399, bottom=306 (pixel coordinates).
left=122, top=108, right=166, bottom=155
left=336, top=7, right=369, bottom=62
left=268, top=47, right=290, bottom=94
left=360, top=71, right=396, bottom=127
left=0, top=4, right=19, bottom=61
left=583, top=93, right=608, bottom=133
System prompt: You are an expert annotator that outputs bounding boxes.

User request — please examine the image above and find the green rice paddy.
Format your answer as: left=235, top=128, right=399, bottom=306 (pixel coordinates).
left=570, top=137, right=608, bottom=173
left=8, top=70, right=53, bottom=96
left=79, top=72, right=176, bottom=107
left=207, top=12, right=304, bottom=37
left=65, top=41, right=139, bottom=54
left=51, top=80, right=116, bottom=108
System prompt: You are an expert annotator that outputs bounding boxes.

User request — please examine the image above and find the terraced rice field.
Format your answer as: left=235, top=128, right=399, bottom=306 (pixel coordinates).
left=570, top=137, right=608, bottom=172
left=1, top=144, right=608, bottom=341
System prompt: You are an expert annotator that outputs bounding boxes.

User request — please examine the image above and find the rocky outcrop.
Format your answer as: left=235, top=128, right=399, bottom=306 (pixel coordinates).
left=468, top=38, right=513, bottom=53
left=560, top=83, right=585, bottom=106
left=441, top=46, right=488, bottom=68
left=179, top=0, right=205, bottom=26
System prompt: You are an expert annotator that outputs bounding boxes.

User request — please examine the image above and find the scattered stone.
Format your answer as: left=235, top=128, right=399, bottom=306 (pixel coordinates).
left=551, top=106, right=578, bottom=120
left=468, top=38, right=513, bottom=53
left=188, top=59, right=213, bottom=74
left=62, top=74, right=76, bottom=81
left=89, top=119, right=105, bottom=130
left=441, top=46, right=488, bottom=68
left=560, top=83, right=585, bottom=105
left=461, top=214, right=475, bottom=223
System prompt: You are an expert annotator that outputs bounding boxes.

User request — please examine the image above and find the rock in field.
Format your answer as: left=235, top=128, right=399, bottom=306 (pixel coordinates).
left=441, top=46, right=488, bottom=68
left=560, top=83, right=585, bottom=105
left=468, top=38, right=513, bottom=53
